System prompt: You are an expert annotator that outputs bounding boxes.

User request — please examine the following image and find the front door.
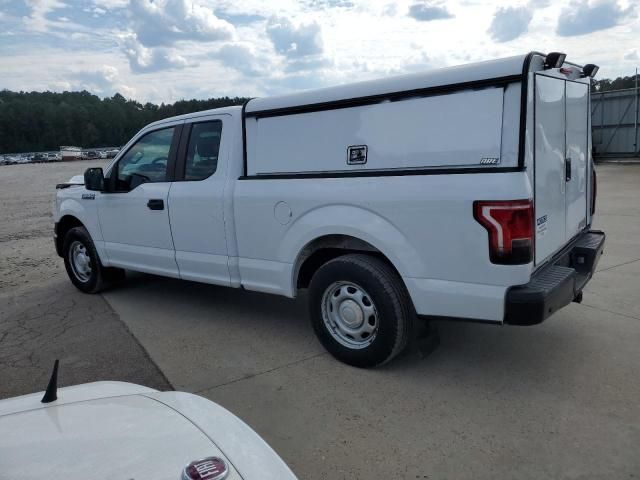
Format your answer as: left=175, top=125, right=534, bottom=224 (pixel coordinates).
left=534, top=75, right=590, bottom=264
left=97, top=124, right=181, bottom=277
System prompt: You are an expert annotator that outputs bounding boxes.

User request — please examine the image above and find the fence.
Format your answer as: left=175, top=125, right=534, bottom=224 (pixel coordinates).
left=592, top=85, right=640, bottom=159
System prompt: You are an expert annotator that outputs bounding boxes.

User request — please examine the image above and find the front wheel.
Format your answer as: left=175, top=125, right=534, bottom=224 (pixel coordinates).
left=308, top=254, right=415, bottom=367
left=63, top=226, right=121, bottom=293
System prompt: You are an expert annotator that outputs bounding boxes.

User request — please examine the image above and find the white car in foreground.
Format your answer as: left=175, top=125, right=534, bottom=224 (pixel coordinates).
left=0, top=381, right=296, bottom=480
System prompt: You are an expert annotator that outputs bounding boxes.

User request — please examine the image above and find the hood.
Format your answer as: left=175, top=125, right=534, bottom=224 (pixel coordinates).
left=0, top=383, right=241, bottom=480
left=68, top=174, right=85, bottom=184
left=55, top=174, right=85, bottom=190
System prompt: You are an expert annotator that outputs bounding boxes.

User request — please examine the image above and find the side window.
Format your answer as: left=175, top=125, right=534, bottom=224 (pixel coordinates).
left=115, top=127, right=175, bottom=191
left=184, top=121, right=222, bottom=181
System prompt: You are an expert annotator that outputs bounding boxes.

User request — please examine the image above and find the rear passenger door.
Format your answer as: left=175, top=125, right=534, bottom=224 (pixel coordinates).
left=168, top=116, right=231, bottom=285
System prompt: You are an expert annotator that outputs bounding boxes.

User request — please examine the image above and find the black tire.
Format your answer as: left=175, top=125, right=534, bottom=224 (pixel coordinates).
left=62, top=226, right=112, bottom=293
left=308, top=254, right=415, bottom=367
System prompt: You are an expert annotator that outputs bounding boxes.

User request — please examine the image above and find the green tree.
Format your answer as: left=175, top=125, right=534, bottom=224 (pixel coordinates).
left=0, top=90, right=249, bottom=153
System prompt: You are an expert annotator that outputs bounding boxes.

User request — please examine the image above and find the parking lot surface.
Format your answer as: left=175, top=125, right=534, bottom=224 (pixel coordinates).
left=1, top=161, right=639, bottom=479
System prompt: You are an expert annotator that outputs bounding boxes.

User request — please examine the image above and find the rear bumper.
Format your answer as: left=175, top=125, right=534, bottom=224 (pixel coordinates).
left=504, top=230, right=606, bottom=326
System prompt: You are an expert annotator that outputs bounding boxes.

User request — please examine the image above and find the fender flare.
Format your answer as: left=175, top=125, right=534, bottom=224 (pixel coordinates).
left=57, top=198, right=108, bottom=264
left=279, top=205, right=424, bottom=290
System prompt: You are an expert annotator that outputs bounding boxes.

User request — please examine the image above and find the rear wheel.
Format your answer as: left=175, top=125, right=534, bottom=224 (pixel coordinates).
left=63, top=226, right=123, bottom=293
left=308, top=254, right=414, bottom=367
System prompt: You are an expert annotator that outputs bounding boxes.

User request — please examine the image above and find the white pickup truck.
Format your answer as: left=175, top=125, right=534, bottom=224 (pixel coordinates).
left=54, top=51, right=605, bottom=367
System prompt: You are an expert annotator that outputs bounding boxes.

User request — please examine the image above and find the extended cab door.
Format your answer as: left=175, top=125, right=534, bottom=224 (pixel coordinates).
left=97, top=123, right=182, bottom=277
left=167, top=115, right=231, bottom=285
left=534, top=74, right=590, bottom=264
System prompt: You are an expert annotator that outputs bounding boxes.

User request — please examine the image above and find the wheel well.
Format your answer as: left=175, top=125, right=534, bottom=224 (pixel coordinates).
left=55, top=215, right=84, bottom=257
left=295, top=235, right=401, bottom=289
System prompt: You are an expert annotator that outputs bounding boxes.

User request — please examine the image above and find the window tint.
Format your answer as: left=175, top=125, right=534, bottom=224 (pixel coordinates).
left=115, top=127, right=174, bottom=191
left=184, top=121, right=222, bottom=181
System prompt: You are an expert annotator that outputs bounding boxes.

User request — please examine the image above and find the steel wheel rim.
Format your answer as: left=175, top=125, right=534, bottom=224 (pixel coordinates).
left=69, top=240, right=92, bottom=282
left=321, top=281, right=379, bottom=349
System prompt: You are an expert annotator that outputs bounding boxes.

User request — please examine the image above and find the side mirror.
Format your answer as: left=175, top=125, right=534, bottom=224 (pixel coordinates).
left=84, top=167, right=105, bottom=191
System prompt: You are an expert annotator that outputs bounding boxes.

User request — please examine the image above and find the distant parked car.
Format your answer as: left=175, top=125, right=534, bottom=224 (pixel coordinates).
left=86, top=151, right=99, bottom=159
left=33, top=152, right=47, bottom=162
left=0, top=381, right=297, bottom=479
left=106, top=149, right=119, bottom=158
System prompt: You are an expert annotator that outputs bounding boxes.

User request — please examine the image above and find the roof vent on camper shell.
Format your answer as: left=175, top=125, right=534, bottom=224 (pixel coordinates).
left=544, top=52, right=567, bottom=69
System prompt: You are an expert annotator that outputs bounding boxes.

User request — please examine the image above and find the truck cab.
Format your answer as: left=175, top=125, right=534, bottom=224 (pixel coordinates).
left=54, top=52, right=605, bottom=367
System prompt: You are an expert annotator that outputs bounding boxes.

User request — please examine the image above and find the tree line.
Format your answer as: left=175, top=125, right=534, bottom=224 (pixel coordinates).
left=0, top=90, right=249, bottom=154
left=0, top=72, right=637, bottom=154
left=593, top=74, right=639, bottom=93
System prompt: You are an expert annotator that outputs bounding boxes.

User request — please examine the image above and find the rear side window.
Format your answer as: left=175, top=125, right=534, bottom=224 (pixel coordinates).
left=184, top=121, right=223, bottom=180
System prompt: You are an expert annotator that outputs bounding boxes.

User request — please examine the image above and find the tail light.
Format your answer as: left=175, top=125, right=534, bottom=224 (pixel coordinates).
left=591, top=169, right=597, bottom=215
left=473, top=199, right=533, bottom=265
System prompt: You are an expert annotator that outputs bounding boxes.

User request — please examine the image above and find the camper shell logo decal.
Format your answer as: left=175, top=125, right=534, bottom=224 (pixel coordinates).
left=480, top=157, right=501, bottom=165
left=347, top=145, right=368, bottom=165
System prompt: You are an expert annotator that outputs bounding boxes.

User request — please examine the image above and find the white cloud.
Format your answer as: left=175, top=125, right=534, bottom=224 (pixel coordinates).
left=92, top=0, right=129, bottom=9
left=624, top=49, right=639, bottom=61
left=23, top=0, right=66, bottom=32
left=488, top=6, right=533, bottom=42
left=71, top=65, right=136, bottom=98
left=213, top=43, right=266, bottom=75
left=129, top=0, right=235, bottom=47
left=408, top=2, right=454, bottom=21
left=557, top=0, right=630, bottom=37
left=267, top=16, right=324, bottom=58
left=120, top=33, right=196, bottom=73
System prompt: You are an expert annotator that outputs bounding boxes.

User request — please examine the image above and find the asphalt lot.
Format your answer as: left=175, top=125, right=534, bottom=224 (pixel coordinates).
left=1, top=160, right=639, bottom=479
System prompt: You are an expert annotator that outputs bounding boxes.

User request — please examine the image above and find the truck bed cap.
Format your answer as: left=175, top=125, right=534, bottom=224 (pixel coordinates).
left=245, top=53, right=531, bottom=116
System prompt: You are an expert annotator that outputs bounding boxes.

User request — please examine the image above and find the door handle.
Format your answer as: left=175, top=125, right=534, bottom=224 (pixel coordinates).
left=565, top=157, right=572, bottom=181
left=147, top=199, right=164, bottom=210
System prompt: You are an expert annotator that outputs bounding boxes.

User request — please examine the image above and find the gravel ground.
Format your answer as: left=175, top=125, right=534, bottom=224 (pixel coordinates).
left=0, top=160, right=171, bottom=398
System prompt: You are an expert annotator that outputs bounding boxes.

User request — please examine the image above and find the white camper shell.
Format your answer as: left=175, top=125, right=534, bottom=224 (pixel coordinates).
left=54, top=52, right=605, bottom=367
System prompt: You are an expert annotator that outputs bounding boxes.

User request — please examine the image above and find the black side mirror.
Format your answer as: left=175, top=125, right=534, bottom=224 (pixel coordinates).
left=84, top=167, right=105, bottom=191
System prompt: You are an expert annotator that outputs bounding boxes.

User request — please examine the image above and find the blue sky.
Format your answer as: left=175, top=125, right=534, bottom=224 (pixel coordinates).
left=0, top=0, right=638, bottom=103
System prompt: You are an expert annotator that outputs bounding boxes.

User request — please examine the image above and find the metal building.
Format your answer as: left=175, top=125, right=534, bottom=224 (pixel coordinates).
left=592, top=85, right=640, bottom=159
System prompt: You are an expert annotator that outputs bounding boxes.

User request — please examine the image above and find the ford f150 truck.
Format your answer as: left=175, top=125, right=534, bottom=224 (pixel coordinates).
left=54, top=51, right=605, bottom=367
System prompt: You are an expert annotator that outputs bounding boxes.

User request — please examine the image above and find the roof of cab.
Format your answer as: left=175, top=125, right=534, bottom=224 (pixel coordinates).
left=146, top=104, right=243, bottom=129
left=245, top=53, right=535, bottom=115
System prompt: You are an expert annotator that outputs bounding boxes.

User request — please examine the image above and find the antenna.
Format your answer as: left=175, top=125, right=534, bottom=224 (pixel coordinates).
left=41, top=359, right=60, bottom=404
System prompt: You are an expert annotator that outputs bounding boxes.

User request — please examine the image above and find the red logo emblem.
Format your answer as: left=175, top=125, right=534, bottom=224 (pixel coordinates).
left=182, top=457, right=229, bottom=480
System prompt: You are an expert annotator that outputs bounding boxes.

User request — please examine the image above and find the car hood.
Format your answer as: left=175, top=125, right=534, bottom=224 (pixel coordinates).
left=0, top=382, right=295, bottom=480
left=0, top=387, right=240, bottom=480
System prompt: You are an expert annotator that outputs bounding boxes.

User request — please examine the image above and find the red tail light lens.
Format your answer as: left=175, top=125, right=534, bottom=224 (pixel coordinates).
left=591, top=169, right=597, bottom=215
left=473, top=199, right=534, bottom=265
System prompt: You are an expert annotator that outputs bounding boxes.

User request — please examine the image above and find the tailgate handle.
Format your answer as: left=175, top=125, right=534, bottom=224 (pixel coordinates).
left=565, top=157, right=572, bottom=181
left=147, top=199, right=164, bottom=210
